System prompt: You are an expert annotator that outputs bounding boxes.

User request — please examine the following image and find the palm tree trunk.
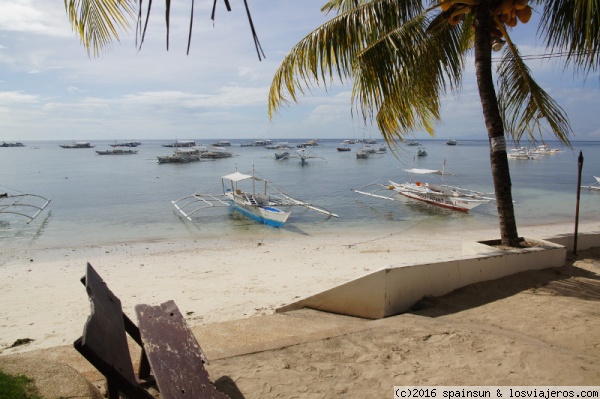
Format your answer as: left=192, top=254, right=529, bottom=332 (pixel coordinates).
left=473, top=4, right=520, bottom=247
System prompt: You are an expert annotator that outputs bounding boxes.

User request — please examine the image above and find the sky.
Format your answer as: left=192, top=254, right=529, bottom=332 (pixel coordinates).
left=0, top=0, right=599, bottom=142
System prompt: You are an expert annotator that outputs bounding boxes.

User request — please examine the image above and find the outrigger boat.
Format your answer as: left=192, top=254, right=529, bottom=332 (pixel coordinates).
left=292, top=149, right=326, bottom=166
left=581, top=176, right=600, bottom=191
left=96, top=148, right=138, bottom=155
left=353, top=166, right=494, bottom=213
left=0, top=192, right=51, bottom=223
left=172, top=167, right=338, bottom=227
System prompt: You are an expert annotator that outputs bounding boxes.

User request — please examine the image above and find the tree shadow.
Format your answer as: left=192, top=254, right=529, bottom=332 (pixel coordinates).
left=409, top=247, right=600, bottom=318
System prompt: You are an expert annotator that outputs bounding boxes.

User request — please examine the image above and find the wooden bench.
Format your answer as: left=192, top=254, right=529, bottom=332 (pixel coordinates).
left=74, top=262, right=228, bottom=399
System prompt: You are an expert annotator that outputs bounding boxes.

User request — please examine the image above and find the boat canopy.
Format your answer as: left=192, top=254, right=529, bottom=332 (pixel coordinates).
left=222, top=171, right=266, bottom=183
left=405, top=168, right=445, bottom=175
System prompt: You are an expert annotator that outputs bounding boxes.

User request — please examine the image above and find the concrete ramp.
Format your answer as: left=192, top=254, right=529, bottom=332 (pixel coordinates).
left=277, top=236, right=569, bottom=319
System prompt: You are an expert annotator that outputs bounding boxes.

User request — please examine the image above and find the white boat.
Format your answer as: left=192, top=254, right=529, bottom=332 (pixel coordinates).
left=355, top=148, right=369, bottom=159
left=172, top=167, right=338, bottom=227
left=581, top=176, right=600, bottom=191
left=507, top=147, right=535, bottom=160
left=1, top=192, right=51, bottom=223
left=297, top=139, right=319, bottom=148
left=292, top=149, right=326, bottom=165
left=353, top=166, right=494, bottom=213
left=416, top=147, right=427, bottom=156
left=530, top=143, right=560, bottom=155
left=405, top=141, right=420, bottom=146
left=447, top=139, right=457, bottom=146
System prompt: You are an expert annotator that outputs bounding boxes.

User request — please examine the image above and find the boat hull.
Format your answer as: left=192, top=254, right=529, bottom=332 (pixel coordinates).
left=391, top=182, right=488, bottom=212
left=227, top=195, right=290, bottom=227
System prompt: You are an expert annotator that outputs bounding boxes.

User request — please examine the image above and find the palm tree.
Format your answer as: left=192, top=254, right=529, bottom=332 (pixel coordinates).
left=268, top=0, right=599, bottom=247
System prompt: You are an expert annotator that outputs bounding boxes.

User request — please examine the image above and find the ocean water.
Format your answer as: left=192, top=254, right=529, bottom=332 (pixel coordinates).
left=1, top=139, right=598, bottom=250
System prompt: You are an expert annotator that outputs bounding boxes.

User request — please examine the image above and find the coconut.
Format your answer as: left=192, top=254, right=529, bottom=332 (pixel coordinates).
left=517, top=6, right=532, bottom=23
left=514, top=0, right=528, bottom=10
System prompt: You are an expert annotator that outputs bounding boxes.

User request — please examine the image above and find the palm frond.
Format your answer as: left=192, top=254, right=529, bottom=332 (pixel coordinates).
left=497, top=45, right=572, bottom=145
left=353, top=12, right=472, bottom=139
left=321, top=0, right=375, bottom=14
left=268, top=0, right=424, bottom=117
left=537, top=0, right=600, bottom=75
left=65, top=0, right=136, bottom=57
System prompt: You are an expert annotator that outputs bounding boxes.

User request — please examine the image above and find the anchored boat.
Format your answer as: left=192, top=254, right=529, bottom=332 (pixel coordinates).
left=172, top=167, right=338, bottom=227
left=353, top=165, right=494, bottom=213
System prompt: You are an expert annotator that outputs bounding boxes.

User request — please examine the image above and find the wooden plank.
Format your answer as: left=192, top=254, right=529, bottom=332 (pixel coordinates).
left=136, top=301, right=229, bottom=399
left=75, top=263, right=154, bottom=399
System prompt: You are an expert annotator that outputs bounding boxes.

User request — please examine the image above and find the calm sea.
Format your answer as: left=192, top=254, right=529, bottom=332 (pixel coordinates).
left=1, top=139, right=599, bottom=251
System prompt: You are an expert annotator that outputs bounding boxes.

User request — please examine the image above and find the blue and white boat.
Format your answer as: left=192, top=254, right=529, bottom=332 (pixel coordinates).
left=172, top=167, right=338, bottom=227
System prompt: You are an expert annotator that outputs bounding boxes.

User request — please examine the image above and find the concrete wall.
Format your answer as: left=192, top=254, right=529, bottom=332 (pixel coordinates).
left=277, top=236, right=571, bottom=319
left=544, top=231, right=600, bottom=252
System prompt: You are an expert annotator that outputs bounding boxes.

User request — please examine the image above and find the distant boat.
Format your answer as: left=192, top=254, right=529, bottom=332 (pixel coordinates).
left=530, top=143, right=560, bottom=155
left=110, top=140, right=141, bottom=147
left=251, top=139, right=272, bottom=147
left=337, top=146, right=351, bottom=152
left=292, top=148, right=326, bottom=165
left=157, top=148, right=202, bottom=163
left=266, top=142, right=292, bottom=149
left=200, top=146, right=233, bottom=159
left=96, top=148, right=138, bottom=155
left=447, top=139, right=457, bottom=146
left=416, top=147, right=427, bottom=156
left=162, top=140, right=196, bottom=148
left=211, top=140, right=231, bottom=147
left=405, top=141, right=420, bottom=146
left=275, top=151, right=290, bottom=160
left=1, top=142, right=25, bottom=147
left=60, top=141, right=94, bottom=149
left=297, top=139, right=319, bottom=148
left=355, top=148, right=369, bottom=159
left=507, top=147, right=535, bottom=160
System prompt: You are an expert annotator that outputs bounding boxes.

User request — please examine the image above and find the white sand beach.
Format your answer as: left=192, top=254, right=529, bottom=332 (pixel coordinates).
left=0, top=221, right=599, bottom=398
left=0, top=221, right=596, bottom=354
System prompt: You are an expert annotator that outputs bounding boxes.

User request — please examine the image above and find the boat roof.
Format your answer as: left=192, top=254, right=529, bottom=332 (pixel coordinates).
left=405, top=168, right=445, bottom=175
left=222, top=171, right=266, bottom=182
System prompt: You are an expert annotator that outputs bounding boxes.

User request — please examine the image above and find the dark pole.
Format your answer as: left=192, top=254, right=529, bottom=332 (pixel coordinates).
left=574, top=151, right=583, bottom=255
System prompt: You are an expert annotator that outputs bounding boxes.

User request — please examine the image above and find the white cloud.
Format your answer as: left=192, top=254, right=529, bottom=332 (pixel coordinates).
left=0, top=1, right=597, bottom=141
left=0, top=90, right=38, bottom=103
left=0, top=0, right=72, bottom=37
